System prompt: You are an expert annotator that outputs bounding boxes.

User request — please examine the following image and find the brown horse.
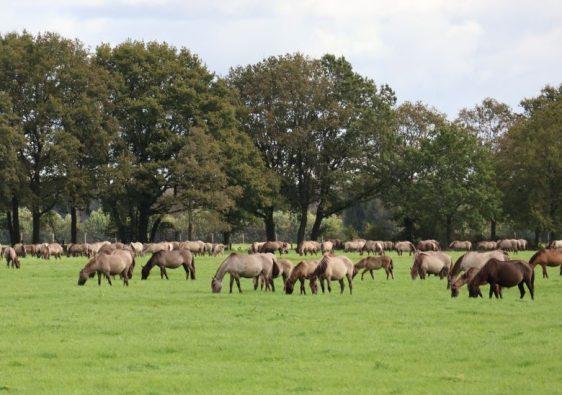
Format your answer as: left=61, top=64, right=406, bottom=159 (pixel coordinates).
left=211, top=253, right=278, bottom=293
left=284, top=260, right=319, bottom=295
left=529, top=248, right=562, bottom=278
left=447, top=250, right=508, bottom=289
left=450, top=267, right=502, bottom=298
left=353, top=256, right=394, bottom=280
left=141, top=250, right=195, bottom=280
left=77, top=250, right=135, bottom=286
left=468, top=258, right=534, bottom=299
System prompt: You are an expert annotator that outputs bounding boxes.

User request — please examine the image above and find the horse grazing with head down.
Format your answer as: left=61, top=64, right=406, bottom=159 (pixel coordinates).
left=468, top=258, right=534, bottom=300
left=313, top=254, right=355, bottom=294
left=447, top=250, right=508, bottom=289
left=141, top=249, right=195, bottom=280
left=529, top=248, right=562, bottom=278
left=284, top=260, right=319, bottom=295
left=4, top=247, right=20, bottom=269
left=211, top=253, right=279, bottom=293
left=77, top=249, right=135, bottom=286
left=450, top=267, right=502, bottom=298
left=410, top=252, right=451, bottom=280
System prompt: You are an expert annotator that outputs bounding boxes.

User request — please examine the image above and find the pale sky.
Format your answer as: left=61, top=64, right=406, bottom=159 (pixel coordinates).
left=1, top=0, right=561, bottom=116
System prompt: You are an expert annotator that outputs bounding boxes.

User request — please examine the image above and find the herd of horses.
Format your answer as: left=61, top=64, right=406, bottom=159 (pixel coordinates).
left=2, top=238, right=562, bottom=300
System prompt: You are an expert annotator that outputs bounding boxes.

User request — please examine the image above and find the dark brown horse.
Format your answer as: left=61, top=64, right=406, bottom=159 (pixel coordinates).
left=450, top=267, right=502, bottom=298
left=141, top=250, right=195, bottom=280
left=468, top=258, right=534, bottom=299
left=529, top=248, right=562, bottom=278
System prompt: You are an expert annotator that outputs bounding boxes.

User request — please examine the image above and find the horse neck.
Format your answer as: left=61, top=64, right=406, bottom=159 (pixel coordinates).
left=213, top=257, right=231, bottom=281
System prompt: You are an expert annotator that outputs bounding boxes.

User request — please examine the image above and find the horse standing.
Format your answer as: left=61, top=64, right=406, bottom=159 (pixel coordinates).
left=141, top=250, right=195, bottom=280
left=468, top=258, right=534, bottom=300
left=529, top=248, right=562, bottom=278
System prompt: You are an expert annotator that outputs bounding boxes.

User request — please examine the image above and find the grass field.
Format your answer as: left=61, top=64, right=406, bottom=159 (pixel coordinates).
left=0, top=248, right=561, bottom=394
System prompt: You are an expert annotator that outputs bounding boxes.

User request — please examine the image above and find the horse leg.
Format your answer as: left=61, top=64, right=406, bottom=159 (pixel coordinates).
left=160, top=267, right=165, bottom=279
left=162, top=267, right=169, bottom=280
left=361, top=269, right=367, bottom=280
left=488, top=284, right=495, bottom=299
left=182, top=263, right=190, bottom=280
left=299, top=278, right=305, bottom=294
left=326, top=279, right=332, bottom=293
left=542, top=264, right=548, bottom=279
left=235, top=277, right=242, bottom=293
left=347, top=274, right=353, bottom=295
left=370, top=270, right=375, bottom=280
left=525, top=278, right=534, bottom=300
left=105, top=272, right=112, bottom=286
left=319, top=278, right=325, bottom=293
left=270, top=278, right=275, bottom=292
left=98, top=272, right=102, bottom=286
left=253, top=277, right=258, bottom=290
left=229, top=275, right=234, bottom=294
left=123, top=271, right=129, bottom=286
left=518, top=282, right=526, bottom=299
left=339, top=279, right=345, bottom=294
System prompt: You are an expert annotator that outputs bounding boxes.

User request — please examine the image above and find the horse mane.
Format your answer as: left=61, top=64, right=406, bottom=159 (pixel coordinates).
left=528, top=249, right=544, bottom=265
left=450, top=253, right=467, bottom=278
left=314, top=255, right=329, bottom=276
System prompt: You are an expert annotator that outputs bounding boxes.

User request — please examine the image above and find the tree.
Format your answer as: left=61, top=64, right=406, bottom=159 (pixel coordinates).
left=95, top=41, right=242, bottom=242
left=497, top=85, right=562, bottom=243
left=456, top=98, right=516, bottom=239
left=0, top=92, right=25, bottom=244
left=228, top=53, right=395, bottom=246
left=0, top=32, right=102, bottom=242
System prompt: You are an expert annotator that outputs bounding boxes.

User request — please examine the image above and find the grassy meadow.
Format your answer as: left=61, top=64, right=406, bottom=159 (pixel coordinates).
left=0, top=248, right=561, bottom=394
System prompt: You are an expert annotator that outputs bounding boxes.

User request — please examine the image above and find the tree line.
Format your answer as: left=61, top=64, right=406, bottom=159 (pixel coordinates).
left=0, top=32, right=560, bottom=247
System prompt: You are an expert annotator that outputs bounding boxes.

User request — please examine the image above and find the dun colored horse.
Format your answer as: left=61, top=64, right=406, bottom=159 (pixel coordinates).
left=468, top=258, right=534, bottom=300
left=211, top=253, right=279, bottom=293
left=450, top=267, right=502, bottom=298
left=141, top=250, right=195, bottom=280
left=410, top=252, right=451, bottom=280
left=284, top=260, right=319, bottom=295
left=313, top=254, right=354, bottom=294
left=4, top=247, right=20, bottom=269
left=353, top=256, right=394, bottom=280
left=529, top=248, right=562, bottom=278
left=77, top=249, right=135, bottom=286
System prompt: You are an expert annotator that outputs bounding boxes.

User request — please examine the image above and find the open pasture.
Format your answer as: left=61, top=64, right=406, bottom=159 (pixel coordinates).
left=1, top=249, right=561, bottom=394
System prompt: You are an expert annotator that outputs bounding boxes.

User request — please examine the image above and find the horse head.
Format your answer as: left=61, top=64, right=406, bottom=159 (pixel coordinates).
left=211, top=277, right=222, bottom=293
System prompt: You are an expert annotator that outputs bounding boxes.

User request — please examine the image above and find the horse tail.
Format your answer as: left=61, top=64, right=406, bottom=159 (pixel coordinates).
left=190, top=255, right=196, bottom=280
left=271, top=257, right=280, bottom=277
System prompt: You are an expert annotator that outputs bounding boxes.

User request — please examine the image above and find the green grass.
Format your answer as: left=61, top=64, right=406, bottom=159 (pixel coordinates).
left=0, top=249, right=560, bottom=394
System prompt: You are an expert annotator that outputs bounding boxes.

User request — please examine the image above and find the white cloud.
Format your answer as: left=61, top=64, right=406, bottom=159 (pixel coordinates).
left=0, top=0, right=560, bottom=116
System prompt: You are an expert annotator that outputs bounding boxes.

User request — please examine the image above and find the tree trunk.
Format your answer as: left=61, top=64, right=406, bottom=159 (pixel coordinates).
left=534, top=228, right=540, bottom=248
left=137, top=204, right=150, bottom=243
left=6, top=211, right=14, bottom=244
left=445, top=215, right=453, bottom=246
left=309, top=205, right=324, bottom=241
left=490, top=220, right=497, bottom=240
left=70, top=205, right=78, bottom=244
left=223, top=231, right=231, bottom=250
left=296, top=206, right=308, bottom=250
left=264, top=207, right=276, bottom=241
left=404, top=216, right=414, bottom=241
left=149, top=216, right=162, bottom=242
left=32, top=209, right=41, bottom=243
left=187, top=208, right=193, bottom=240
left=11, top=196, right=21, bottom=244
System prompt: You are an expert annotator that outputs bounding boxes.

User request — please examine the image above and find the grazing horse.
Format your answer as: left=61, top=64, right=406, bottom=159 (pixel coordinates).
left=284, top=260, right=319, bottom=295
left=211, top=253, right=278, bottom=293
left=353, top=256, right=394, bottom=280
left=77, top=250, right=135, bottom=286
left=361, top=240, right=384, bottom=256
left=395, top=241, right=416, bottom=256
left=410, top=252, right=451, bottom=280
left=313, top=254, right=355, bottom=294
left=447, top=250, right=508, bottom=289
left=450, top=267, right=502, bottom=298
left=529, top=248, right=562, bottom=279
left=448, top=241, right=472, bottom=251
left=4, top=247, right=20, bottom=269
left=468, top=258, right=534, bottom=300
left=141, top=250, right=195, bottom=280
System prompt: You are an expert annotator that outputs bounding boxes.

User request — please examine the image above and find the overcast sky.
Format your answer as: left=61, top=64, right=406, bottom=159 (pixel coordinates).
left=1, top=0, right=560, bottom=116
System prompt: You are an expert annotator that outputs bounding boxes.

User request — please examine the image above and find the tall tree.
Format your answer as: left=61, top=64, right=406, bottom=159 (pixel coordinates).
left=96, top=41, right=245, bottom=242
left=0, top=32, right=95, bottom=242
left=456, top=98, right=516, bottom=239
left=497, top=85, right=562, bottom=243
